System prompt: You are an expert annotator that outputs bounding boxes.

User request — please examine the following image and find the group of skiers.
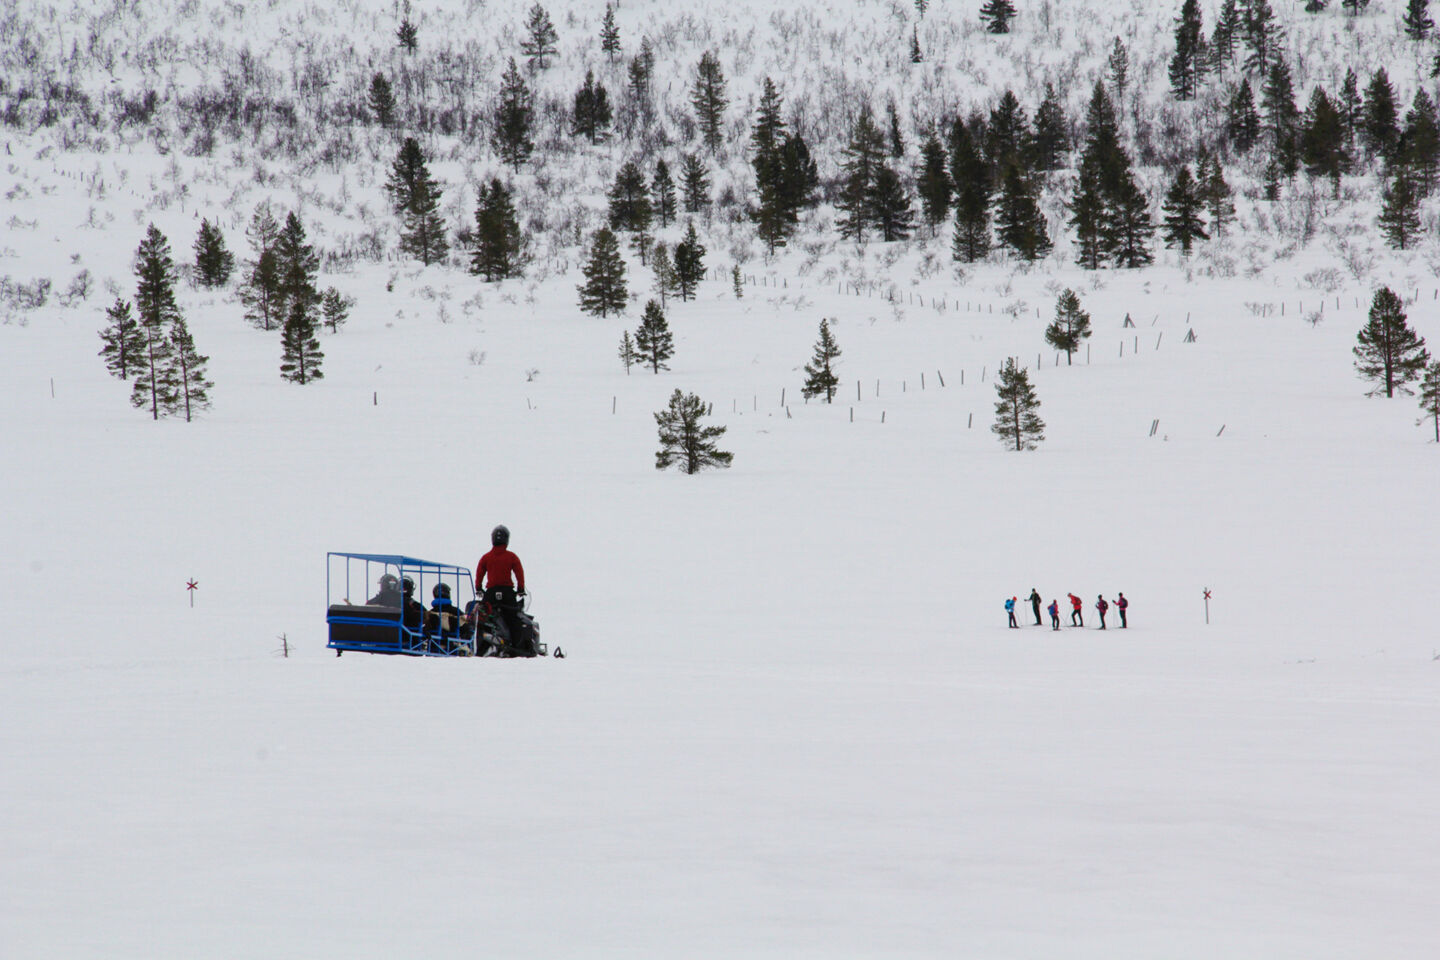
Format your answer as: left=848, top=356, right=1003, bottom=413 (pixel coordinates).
left=1006, top=589, right=1128, bottom=630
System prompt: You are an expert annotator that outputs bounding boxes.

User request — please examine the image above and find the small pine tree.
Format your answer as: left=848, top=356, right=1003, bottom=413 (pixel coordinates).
left=275, top=212, right=320, bottom=328
left=193, top=218, right=234, bottom=288
left=836, top=104, right=888, bottom=242
left=521, top=3, right=559, bottom=70
left=321, top=287, right=351, bottom=333
left=1197, top=154, right=1235, bottom=237
left=992, top=358, right=1045, bottom=450
left=1068, top=162, right=1107, bottom=269
left=731, top=264, right=743, bottom=299
left=1301, top=86, right=1349, bottom=194
left=979, top=0, right=1017, bottom=34
left=368, top=72, right=396, bottom=128
left=571, top=70, right=613, bottom=144
left=168, top=316, right=212, bottom=421
left=916, top=134, right=953, bottom=233
left=1363, top=68, right=1400, bottom=162
left=1401, top=89, right=1440, bottom=198
left=868, top=164, right=915, bottom=242
left=577, top=227, right=628, bottom=318
left=1045, top=289, right=1092, bottom=365
left=672, top=221, right=705, bottom=301
left=1354, top=287, right=1430, bottom=397
left=634, top=299, right=675, bottom=373
left=652, top=160, right=677, bottom=229
left=801, top=318, right=842, bottom=403
left=1418, top=359, right=1440, bottom=441
left=1161, top=164, right=1208, bottom=254
left=1169, top=0, right=1207, bottom=102
left=1404, top=0, right=1435, bottom=39
left=1108, top=38, right=1130, bottom=105
left=680, top=153, right=711, bottom=213
left=655, top=389, right=732, bottom=474
left=241, top=203, right=283, bottom=331
left=618, top=329, right=637, bottom=374
left=608, top=160, right=654, bottom=235
left=995, top=167, right=1051, bottom=262
left=1030, top=83, right=1069, bottom=172
left=1228, top=79, right=1261, bottom=153
left=600, top=4, right=621, bottom=61
left=495, top=58, right=535, bottom=170
left=279, top=295, right=324, bottom=385
left=98, top=297, right=146, bottom=379
left=396, top=15, right=418, bottom=53
left=1378, top=172, right=1422, bottom=250
left=399, top=175, right=449, bottom=266
left=130, top=225, right=183, bottom=420
left=1102, top=171, right=1154, bottom=268
left=650, top=243, right=677, bottom=306
left=910, top=27, right=923, bottom=63
left=691, top=51, right=728, bottom=154
left=470, top=178, right=525, bottom=282
left=1243, top=0, right=1284, bottom=78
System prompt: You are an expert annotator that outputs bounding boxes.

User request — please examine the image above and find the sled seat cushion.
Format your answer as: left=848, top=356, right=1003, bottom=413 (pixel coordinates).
left=328, top=603, right=402, bottom=649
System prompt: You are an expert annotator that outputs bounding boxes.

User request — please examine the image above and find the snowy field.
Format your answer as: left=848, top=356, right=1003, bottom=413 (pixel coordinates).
left=4, top=0, right=1440, bottom=956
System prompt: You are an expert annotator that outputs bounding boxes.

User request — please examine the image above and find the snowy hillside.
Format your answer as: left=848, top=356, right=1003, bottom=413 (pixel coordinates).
left=3, top=0, right=1440, bottom=957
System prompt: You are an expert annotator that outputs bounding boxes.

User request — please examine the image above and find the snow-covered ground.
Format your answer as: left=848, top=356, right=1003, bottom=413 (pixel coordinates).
left=4, top=0, right=1440, bottom=955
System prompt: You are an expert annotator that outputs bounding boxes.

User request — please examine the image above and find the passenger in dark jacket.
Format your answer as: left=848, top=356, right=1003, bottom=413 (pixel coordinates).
left=1028, top=589, right=1043, bottom=625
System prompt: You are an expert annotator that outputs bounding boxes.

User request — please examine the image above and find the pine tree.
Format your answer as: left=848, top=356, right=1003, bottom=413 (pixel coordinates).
left=279, top=291, right=324, bottom=385
left=777, top=133, right=820, bottom=213
left=98, top=297, right=145, bottom=379
left=1069, top=160, right=1107, bottom=269
left=167, top=316, right=212, bottom=420
left=321, top=287, right=351, bottom=333
left=1243, top=0, right=1284, bottom=78
left=1378, top=171, right=1422, bottom=249
left=470, top=178, right=525, bottom=282
left=521, top=3, right=559, bottom=70
left=991, top=358, right=1045, bottom=450
left=650, top=242, right=677, bottom=306
left=652, top=159, right=677, bottom=229
left=396, top=14, right=418, bottom=53
left=1300, top=85, right=1349, bottom=193
left=368, top=72, right=396, bottom=128
left=130, top=225, right=183, bottom=420
left=1161, top=164, right=1208, bottom=254
left=1228, top=79, right=1261, bottom=153
left=869, top=165, right=915, bottom=242
left=600, top=4, right=621, bottom=61
left=494, top=58, right=535, bottom=170
left=193, top=218, right=234, bottom=288
left=916, top=133, right=953, bottom=233
left=801, top=318, right=842, bottom=403
left=979, top=0, right=1017, bottom=34
left=995, top=166, right=1051, bottom=261
left=618, top=329, right=637, bottom=374
left=691, top=51, right=728, bottom=154
left=240, top=203, right=282, bottom=331
left=1354, top=287, right=1430, bottom=396
left=837, top=104, right=888, bottom=242
left=1400, top=89, right=1440, bottom=197
left=985, top=90, right=1029, bottom=182
left=1211, top=0, right=1240, bottom=71
left=672, top=221, right=705, bottom=301
left=571, top=70, right=613, bottom=144
left=951, top=120, right=991, bottom=262
left=1339, top=68, right=1363, bottom=154
left=1417, top=359, right=1440, bottom=441
left=274, top=212, right=320, bottom=328
left=1029, top=83, right=1069, bottom=172
left=626, top=39, right=655, bottom=128
left=1404, top=0, right=1435, bottom=39
left=1363, top=68, right=1400, bottom=162
left=1170, top=0, right=1207, bottom=102
left=608, top=160, right=653, bottom=235
left=1197, top=153, right=1235, bottom=236
left=680, top=153, right=710, bottom=213
left=1261, top=57, right=1300, bottom=175
left=1102, top=171, right=1154, bottom=268
left=749, top=77, right=795, bottom=253
left=886, top=100, right=906, bottom=159
left=1107, top=37, right=1130, bottom=106
left=386, top=137, right=428, bottom=216
left=655, top=390, right=732, bottom=474
left=1045, top=289, right=1092, bottom=365
left=577, top=227, right=627, bottom=317
left=910, top=27, right=923, bottom=63
left=634, top=299, right=674, bottom=373
left=399, top=170, right=448, bottom=266
left=1342, top=0, right=1372, bottom=14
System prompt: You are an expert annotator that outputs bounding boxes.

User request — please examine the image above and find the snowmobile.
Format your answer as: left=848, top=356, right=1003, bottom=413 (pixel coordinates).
left=326, top=552, right=550, bottom=658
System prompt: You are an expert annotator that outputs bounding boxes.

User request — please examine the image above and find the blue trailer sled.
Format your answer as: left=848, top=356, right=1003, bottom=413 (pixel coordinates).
left=326, top=552, right=546, bottom=657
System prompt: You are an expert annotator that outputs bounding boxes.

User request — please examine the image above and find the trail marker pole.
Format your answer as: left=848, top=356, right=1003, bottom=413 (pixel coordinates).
left=187, top=579, right=199, bottom=608
left=1204, top=588, right=1212, bottom=625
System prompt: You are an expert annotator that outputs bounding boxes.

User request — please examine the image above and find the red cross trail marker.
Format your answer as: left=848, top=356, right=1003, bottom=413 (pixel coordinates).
left=1203, top=588, right=1212, bottom=625
left=187, top=579, right=199, bottom=608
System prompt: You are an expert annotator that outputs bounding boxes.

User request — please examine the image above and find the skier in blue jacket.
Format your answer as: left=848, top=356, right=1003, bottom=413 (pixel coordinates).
left=1005, top=596, right=1018, bottom=628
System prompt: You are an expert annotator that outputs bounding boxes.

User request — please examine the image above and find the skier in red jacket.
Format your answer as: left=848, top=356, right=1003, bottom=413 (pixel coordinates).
left=477, top=525, right=526, bottom=647
left=1067, top=592, right=1083, bottom=627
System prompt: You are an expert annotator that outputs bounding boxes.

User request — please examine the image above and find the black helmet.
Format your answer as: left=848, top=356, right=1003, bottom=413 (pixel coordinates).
left=379, top=573, right=399, bottom=591
left=433, top=582, right=451, bottom=599
left=402, top=577, right=415, bottom=594
left=492, top=524, right=510, bottom=547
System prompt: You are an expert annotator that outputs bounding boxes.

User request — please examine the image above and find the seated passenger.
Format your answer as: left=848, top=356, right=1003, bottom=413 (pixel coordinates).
left=401, top=577, right=425, bottom=628
left=428, top=582, right=459, bottom=637
left=367, top=573, right=402, bottom=607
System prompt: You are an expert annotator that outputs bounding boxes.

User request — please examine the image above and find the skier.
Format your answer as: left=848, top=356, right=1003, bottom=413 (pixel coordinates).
left=367, top=572, right=402, bottom=606
left=1005, top=596, right=1018, bottom=628
left=477, top=524, right=526, bottom=650
left=1047, top=599, right=1060, bottom=631
left=1068, top=592, right=1083, bottom=627
left=1096, top=594, right=1109, bottom=630
left=1116, top=592, right=1128, bottom=628
left=1028, top=588, right=1043, bottom=625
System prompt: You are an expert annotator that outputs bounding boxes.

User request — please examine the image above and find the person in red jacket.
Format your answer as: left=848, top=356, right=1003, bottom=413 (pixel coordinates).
left=1096, top=594, right=1109, bottom=630
left=1067, top=592, right=1083, bottom=627
left=477, top=524, right=525, bottom=647
left=1116, top=592, right=1129, bottom=628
